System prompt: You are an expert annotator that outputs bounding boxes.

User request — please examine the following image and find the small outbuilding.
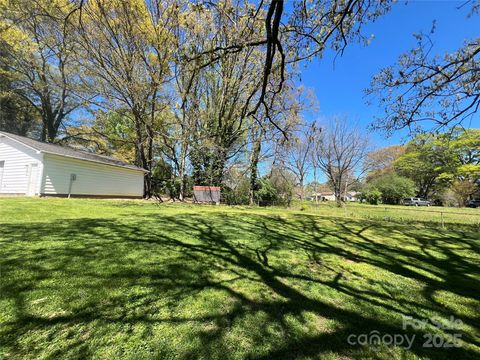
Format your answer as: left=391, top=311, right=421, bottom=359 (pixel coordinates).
left=193, top=186, right=221, bottom=204
left=0, top=131, right=146, bottom=198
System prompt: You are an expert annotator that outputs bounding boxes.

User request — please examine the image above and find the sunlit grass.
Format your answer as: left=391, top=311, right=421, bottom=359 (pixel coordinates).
left=290, top=200, right=480, bottom=226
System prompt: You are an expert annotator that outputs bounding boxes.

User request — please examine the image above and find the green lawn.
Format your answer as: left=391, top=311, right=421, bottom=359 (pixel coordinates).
left=292, top=200, right=480, bottom=226
left=0, top=198, right=479, bottom=359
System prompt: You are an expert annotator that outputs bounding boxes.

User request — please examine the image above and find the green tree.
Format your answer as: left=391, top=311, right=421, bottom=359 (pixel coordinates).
left=0, top=0, right=84, bottom=142
left=368, top=173, right=416, bottom=205
left=223, top=167, right=251, bottom=205
left=256, top=177, right=279, bottom=206
left=361, top=187, right=382, bottom=205
left=448, top=128, right=480, bottom=181
left=450, top=180, right=478, bottom=207
left=184, top=1, right=274, bottom=187
left=395, top=128, right=480, bottom=199
left=0, top=40, right=41, bottom=136
left=394, top=135, right=451, bottom=198
left=62, top=111, right=137, bottom=163
left=0, top=78, right=40, bottom=136
left=74, top=0, right=178, bottom=196
left=266, top=167, right=296, bottom=206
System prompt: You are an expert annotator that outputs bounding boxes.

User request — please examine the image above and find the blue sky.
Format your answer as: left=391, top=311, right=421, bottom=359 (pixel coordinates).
left=299, top=0, right=480, bottom=148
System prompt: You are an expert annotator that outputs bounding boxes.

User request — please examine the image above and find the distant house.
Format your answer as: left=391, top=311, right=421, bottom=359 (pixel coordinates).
left=308, top=192, right=336, bottom=201
left=307, top=191, right=360, bottom=202
left=0, top=131, right=146, bottom=198
left=344, top=191, right=361, bottom=202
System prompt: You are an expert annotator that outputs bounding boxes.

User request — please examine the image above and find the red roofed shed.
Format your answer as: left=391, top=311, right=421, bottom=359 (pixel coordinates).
left=193, top=186, right=221, bottom=204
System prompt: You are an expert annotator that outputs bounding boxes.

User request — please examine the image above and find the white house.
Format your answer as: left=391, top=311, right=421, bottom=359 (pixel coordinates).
left=345, top=191, right=361, bottom=202
left=309, top=192, right=336, bottom=201
left=308, top=191, right=360, bottom=202
left=0, top=131, right=145, bottom=198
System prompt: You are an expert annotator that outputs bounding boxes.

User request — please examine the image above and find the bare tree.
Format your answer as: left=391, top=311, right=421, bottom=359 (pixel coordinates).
left=158, top=55, right=200, bottom=201
left=368, top=3, right=480, bottom=133
left=363, top=145, right=405, bottom=181
left=279, top=122, right=318, bottom=199
left=314, top=119, right=369, bottom=206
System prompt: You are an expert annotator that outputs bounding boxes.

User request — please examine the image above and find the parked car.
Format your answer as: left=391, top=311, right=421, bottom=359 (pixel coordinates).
left=466, top=199, right=480, bottom=208
left=403, top=197, right=431, bottom=206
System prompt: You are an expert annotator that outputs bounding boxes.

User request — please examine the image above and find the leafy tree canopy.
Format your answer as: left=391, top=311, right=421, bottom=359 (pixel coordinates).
left=366, top=173, right=416, bottom=205
left=394, top=127, right=480, bottom=198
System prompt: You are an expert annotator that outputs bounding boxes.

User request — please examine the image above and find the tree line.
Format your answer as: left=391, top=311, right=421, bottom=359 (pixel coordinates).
left=0, top=0, right=478, bottom=201
left=362, top=128, right=480, bottom=206
left=244, top=125, right=480, bottom=208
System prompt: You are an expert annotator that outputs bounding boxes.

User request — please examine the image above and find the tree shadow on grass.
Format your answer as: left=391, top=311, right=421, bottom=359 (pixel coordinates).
left=0, top=212, right=479, bottom=359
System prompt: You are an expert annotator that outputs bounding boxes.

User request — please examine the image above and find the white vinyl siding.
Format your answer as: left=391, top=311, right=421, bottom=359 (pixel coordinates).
left=0, top=161, right=4, bottom=188
left=42, top=154, right=144, bottom=197
left=0, top=136, right=43, bottom=195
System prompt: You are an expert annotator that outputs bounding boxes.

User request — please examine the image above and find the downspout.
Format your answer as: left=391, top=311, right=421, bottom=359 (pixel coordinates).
left=68, top=173, right=76, bottom=198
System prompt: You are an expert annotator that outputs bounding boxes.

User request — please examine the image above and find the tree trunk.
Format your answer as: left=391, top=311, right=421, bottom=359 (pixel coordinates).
left=41, top=104, right=60, bottom=143
left=249, top=135, right=262, bottom=205
left=335, top=195, right=343, bottom=207
left=132, top=109, right=150, bottom=198
left=144, top=121, right=155, bottom=199
left=178, top=150, right=186, bottom=201
left=190, top=148, right=204, bottom=185
left=211, top=148, right=227, bottom=186
left=334, top=183, right=343, bottom=207
left=46, top=120, right=57, bottom=143
left=313, top=162, right=318, bottom=208
left=178, top=172, right=185, bottom=201
left=299, top=176, right=304, bottom=200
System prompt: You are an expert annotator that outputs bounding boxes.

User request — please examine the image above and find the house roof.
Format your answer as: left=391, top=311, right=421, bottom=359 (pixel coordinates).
left=193, top=186, right=221, bottom=191
left=0, top=131, right=146, bottom=172
left=311, top=192, right=335, bottom=196
left=346, top=191, right=360, bottom=196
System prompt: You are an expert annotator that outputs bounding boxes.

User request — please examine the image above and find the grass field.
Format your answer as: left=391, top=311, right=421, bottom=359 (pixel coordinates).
left=292, top=200, right=480, bottom=226
left=1, top=198, right=479, bottom=359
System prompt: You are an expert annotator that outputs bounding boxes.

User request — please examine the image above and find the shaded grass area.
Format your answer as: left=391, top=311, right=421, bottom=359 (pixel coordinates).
left=0, top=198, right=479, bottom=359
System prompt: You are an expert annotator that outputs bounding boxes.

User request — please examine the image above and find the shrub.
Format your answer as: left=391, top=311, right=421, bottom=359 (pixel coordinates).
left=222, top=180, right=250, bottom=205
left=257, top=178, right=279, bottom=206
left=222, top=167, right=295, bottom=206
left=369, top=173, right=416, bottom=205
left=362, top=187, right=382, bottom=205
